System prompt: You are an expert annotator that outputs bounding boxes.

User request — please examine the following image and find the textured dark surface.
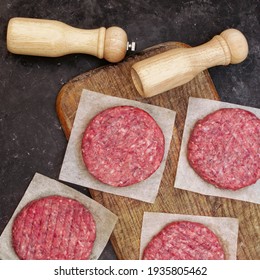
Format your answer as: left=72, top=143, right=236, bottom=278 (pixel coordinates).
left=0, top=0, right=259, bottom=259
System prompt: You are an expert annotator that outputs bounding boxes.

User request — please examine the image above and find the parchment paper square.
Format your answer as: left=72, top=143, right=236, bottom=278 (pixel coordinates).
left=59, top=90, right=176, bottom=203
left=174, top=97, right=260, bottom=204
left=0, top=173, right=118, bottom=260
left=140, top=212, right=239, bottom=260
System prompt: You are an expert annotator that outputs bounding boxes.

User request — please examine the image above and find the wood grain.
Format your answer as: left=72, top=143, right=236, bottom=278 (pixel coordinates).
left=56, top=42, right=260, bottom=260
left=131, top=29, right=248, bottom=97
left=7, top=18, right=128, bottom=63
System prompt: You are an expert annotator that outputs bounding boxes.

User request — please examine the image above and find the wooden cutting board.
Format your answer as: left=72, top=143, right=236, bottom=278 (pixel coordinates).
left=56, top=42, right=260, bottom=260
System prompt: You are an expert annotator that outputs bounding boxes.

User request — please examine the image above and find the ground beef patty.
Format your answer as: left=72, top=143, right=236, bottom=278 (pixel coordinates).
left=142, top=221, right=225, bottom=260
left=188, top=108, right=260, bottom=190
left=12, top=195, right=96, bottom=260
left=81, top=106, right=165, bottom=187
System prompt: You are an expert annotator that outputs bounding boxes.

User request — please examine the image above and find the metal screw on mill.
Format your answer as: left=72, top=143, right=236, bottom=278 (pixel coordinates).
left=7, top=17, right=136, bottom=63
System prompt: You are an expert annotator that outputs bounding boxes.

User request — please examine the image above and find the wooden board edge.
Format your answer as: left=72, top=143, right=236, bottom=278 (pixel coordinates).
left=55, top=41, right=195, bottom=140
left=55, top=41, right=223, bottom=260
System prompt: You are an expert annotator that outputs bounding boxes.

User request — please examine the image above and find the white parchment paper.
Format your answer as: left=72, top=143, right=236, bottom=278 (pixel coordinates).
left=59, top=90, right=176, bottom=203
left=140, top=212, right=239, bottom=260
left=0, top=173, right=118, bottom=260
left=174, top=97, right=260, bottom=204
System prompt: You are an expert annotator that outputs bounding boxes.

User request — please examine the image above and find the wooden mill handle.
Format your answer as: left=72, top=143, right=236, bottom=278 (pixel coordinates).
left=131, top=29, right=248, bottom=97
left=7, top=17, right=128, bottom=63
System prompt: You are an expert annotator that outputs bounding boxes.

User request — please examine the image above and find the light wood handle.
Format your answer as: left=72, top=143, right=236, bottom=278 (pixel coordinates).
left=131, top=28, right=248, bottom=97
left=7, top=17, right=128, bottom=63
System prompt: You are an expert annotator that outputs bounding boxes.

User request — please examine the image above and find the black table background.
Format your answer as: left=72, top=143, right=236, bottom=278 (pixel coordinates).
left=0, top=0, right=259, bottom=259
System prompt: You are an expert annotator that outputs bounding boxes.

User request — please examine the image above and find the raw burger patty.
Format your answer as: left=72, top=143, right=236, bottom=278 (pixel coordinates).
left=12, top=195, right=96, bottom=260
left=142, top=221, right=225, bottom=260
left=81, top=106, right=165, bottom=187
left=188, top=108, right=260, bottom=190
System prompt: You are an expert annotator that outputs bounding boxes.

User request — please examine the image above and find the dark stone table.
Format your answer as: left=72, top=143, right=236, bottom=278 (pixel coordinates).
left=0, top=0, right=259, bottom=259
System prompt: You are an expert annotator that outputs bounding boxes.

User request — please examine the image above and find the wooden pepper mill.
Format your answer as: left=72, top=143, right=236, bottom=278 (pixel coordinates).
left=131, top=28, right=248, bottom=97
left=7, top=17, right=134, bottom=63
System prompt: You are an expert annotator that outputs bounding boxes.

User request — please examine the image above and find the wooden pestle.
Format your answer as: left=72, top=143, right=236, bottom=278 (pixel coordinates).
left=131, top=29, right=248, bottom=97
left=7, top=17, right=130, bottom=63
